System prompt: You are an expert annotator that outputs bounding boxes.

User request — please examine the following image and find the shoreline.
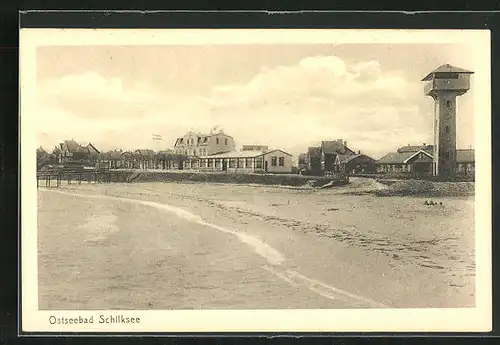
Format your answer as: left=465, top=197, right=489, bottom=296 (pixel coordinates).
left=38, top=172, right=476, bottom=198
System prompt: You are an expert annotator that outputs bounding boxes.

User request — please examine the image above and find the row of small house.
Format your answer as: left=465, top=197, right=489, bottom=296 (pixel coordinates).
left=37, top=139, right=295, bottom=174
left=299, top=140, right=475, bottom=177
left=37, top=137, right=475, bottom=177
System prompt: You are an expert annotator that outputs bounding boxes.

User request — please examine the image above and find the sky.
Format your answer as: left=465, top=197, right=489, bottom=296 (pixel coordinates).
left=35, top=43, right=476, bottom=159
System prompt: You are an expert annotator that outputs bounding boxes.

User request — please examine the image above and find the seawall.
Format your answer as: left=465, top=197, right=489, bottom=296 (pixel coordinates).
left=107, top=170, right=349, bottom=187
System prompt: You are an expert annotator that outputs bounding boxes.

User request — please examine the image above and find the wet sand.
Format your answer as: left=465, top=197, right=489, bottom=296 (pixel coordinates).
left=37, top=178, right=475, bottom=309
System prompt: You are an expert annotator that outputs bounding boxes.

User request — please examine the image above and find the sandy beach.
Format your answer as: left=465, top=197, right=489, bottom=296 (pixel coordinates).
left=37, top=178, right=475, bottom=310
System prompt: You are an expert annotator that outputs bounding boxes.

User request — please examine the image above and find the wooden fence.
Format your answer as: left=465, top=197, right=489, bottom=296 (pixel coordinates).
left=36, top=170, right=112, bottom=188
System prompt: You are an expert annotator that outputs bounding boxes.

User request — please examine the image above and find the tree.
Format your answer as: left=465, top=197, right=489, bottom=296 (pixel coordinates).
left=36, top=147, right=50, bottom=170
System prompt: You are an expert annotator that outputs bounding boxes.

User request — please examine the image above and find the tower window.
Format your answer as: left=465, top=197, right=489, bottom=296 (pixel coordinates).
left=445, top=100, right=451, bottom=108
left=216, top=138, right=219, bottom=144
left=224, top=138, right=228, bottom=145
left=445, top=125, right=450, bottom=134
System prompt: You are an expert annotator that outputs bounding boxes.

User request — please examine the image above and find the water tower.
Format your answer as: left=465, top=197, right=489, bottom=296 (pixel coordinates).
left=422, top=64, right=474, bottom=179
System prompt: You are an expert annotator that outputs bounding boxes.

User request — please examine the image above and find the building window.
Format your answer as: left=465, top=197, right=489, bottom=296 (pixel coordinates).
left=245, top=158, right=253, bottom=168
left=255, top=158, right=263, bottom=169
left=225, top=138, right=228, bottom=145
left=238, top=158, right=245, bottom=168
left=445, top=125, right=450, bottom=134
left=279, top=157, right=284, bottom=167
left=446, top=100, right=451, bottom=108
left=271, top=156, right=277, bottom=167
left=193, top=149, right=196, bottom=156
left=229, top=158, right=236, bottom=168
left=208, top=159, right=214, bottom=168
left=216, top=138, right=219, bottom=145
left=215, top=159, right=221, bottom=168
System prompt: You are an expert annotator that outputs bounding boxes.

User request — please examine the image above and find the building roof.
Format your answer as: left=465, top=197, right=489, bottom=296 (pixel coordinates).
left=397, top=144, right=433, bottom=153
left=321, top=139, right=356, bottom=155
left=86, top=143, right=100, bottom=154
left=321, top=140, right=345, bottom=154
left=421, top=64, right=474, bottom=81
left=135, top=149, right=155, bottom=157
left=308, top=147, right=322, bottom=158
left=174, top=130, right=234, bottom=147
left=106, top=150, right=123, bottom=160
left=457, top=149, right=474, bottom=163
left=62, top=140, right=82, bottom=153
left=200, top=149, right=291, bottom=159
left=200, top=150, right=263, bottom=159
left=377, top=151, right=416, bottom=164
left=378, top=149, right=475, bottom=164
left=337, top=154, right=351, bottom=164
left=403, top=150, right=433, bottom=163
left=340, top=154, right=375, bottom=164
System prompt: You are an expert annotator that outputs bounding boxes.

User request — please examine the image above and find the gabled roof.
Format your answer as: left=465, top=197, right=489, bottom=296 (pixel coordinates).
left=321, top=140, right=356, bottom=155
left=403, top=150, right=433, bottom=164
left=340, top=153, right=376, bottom=164
left=62, top=140, right=82, bottom=153
left=135, top=149, right=155, bottom=157
left=457, top=149, right=474, bottom=163
left=421, top=64, right=474, bottom=81
left=337, top=154, right=351, bottom=164
left=377, top=151, right=416, bottom=164
left=308, top=147, right=322, bottom=158
left=86, top=143, right=100, bottom=154
left=321, top=140, right=345, bottom=154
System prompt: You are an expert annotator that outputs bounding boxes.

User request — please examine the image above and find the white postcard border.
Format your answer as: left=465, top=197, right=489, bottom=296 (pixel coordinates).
left=20, top=28, right=492, bottom=333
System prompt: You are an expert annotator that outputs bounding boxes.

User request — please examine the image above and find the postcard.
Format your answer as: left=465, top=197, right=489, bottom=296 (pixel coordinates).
left=20, top=28, right=491, bottom=333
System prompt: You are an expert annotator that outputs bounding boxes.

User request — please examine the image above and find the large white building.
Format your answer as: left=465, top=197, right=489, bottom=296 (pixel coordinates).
left=173, top=128, right=235, bottom=157
left=191, top=149, right=293, bottom=174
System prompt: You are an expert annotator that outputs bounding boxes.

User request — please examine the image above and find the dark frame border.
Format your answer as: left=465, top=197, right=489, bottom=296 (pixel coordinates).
left=7, top=9, right=499, bottom=340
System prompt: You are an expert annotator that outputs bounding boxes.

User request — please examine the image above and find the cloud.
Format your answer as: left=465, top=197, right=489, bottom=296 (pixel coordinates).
left=35, top=56, right=437, bottom=158
left=203, top=55, right=431, bottom=157
left=37, top=71, right=169, bottom=120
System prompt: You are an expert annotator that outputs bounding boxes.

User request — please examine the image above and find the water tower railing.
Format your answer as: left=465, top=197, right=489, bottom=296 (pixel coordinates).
left=424, top=78, right=470, bottom=95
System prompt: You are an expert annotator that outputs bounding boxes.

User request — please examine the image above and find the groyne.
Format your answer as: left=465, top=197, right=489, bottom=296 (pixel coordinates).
left=107, top=170, right=349, bottom=187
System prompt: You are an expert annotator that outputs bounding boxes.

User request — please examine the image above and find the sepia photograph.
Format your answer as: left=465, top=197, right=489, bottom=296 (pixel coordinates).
left=20, top=28, right=491, bottom=333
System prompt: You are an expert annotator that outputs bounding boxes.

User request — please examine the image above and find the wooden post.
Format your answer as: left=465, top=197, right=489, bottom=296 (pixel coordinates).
left=36, top=175, right=39, bottom=189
